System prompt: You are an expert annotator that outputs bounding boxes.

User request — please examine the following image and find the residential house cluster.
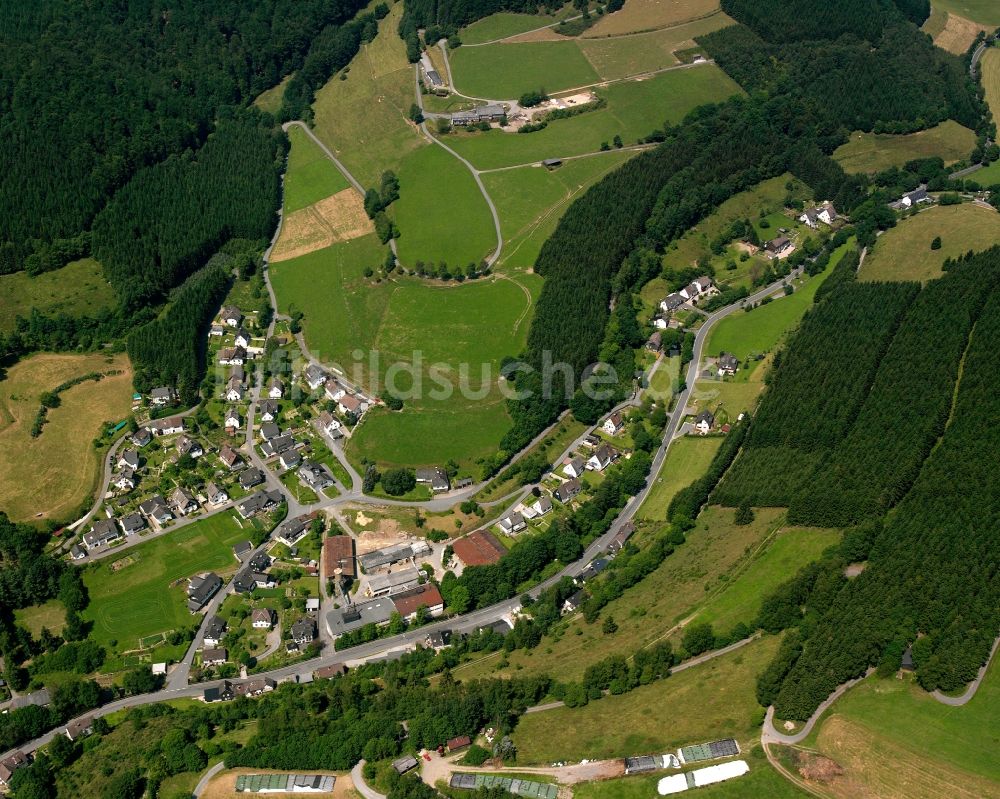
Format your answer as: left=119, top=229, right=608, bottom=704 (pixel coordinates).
left=798, top=203, right=837, bottom=229
left=659, top=276, right=717, bottom=317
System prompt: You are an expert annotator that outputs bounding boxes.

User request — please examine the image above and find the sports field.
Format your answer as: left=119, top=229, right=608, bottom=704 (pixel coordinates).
left=283, top=125, right=351, bottom=213
left=638, top=436, right=723, bottom=522
left=982, top=48, right=1000, bottom=124
left=511, top=634, right=780, bottom=763
left=582, top=0, right=721, bottom=37
left=443, top=65, right=741, bottom=171
left=861, top=203, right=1000, bottom=283
left=578, top=14, right=733, bottom=79
left=0, top=352, right=132, bottom=522
left=832, top=121, right=977, bottom=173
left=450, top=40, right=600, bottom=98
left=311, top=3, right=423, bottom=186
left=0, top=257, right=117, bottom=333
left=483, top=151, right=636, bottom=269
left=392, top=144, right=498, bottom=266
left=82, top=512, right=248, bottom=655
left=928, top=0, right=1000, bottom=25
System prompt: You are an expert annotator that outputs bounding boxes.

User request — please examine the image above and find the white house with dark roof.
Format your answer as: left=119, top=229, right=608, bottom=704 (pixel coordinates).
left=225, top=375, right=244, bottom=402
left=224, top=408, right=242, bottom=431
left=324, top=378, right=347, bottom=402
left=149, top=386, right=176, bottom=406
left=117, top=449, right=140, bottom=470
left=304, top=364, right=328, bottom=390
left=602, top=412, right=624, bottom=436
left=220, top=306, right=243, bottom=327
left=564, top=456, right=586, bottom=479
left=498, top=512, right=526, bottom=535
left=717, top=352, right=739, bottom=376
left=218, top=346, right=246, bottom=366
left=83, top=518, right=122, bottom=550
left=694, top=410, right=715, bottom=434
left=205, top=482, right=229, bottom=507
left=176, top=435, right=203, bottom=458
left=234, top=328, right=252, bottom=349
left=114, top=468, right=137, bottom=491
left=267, top=377, right=284, bottom=399
left=587, top=444, right=615, bottom=471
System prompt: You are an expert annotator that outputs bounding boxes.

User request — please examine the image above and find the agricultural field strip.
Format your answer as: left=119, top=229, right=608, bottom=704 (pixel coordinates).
left=462, top=7, right=727, bottom=47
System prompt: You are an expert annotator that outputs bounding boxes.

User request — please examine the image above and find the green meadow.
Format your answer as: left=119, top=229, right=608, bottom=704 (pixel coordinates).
left=450, top=40, right=600, bottom=98
left=706, top=243, right=849, bottom=360
left=393, top=144, right=498, bottom=267
left=443, top=65, right=742, bottom=171
left=459, top=10, right=569, bottom=44
left=0, top=258, right=116, bottom=333
left=82, top=513, right=249, bottom=654
left=483, top=150, right=637, bottom=269
left=638, top=436, right=723, bottom=522
left=283, top=125, right=350, bottom=213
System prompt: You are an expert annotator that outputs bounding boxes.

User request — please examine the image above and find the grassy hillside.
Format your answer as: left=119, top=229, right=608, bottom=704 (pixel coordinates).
left=283, top=125, right=351, bottom=213
left=861, top=203, right=1000, bottom=283
left=511, top=635, right=781, bottom=763
left=0, top=352, right=132, bottom=522
left=833, top=121, right=976, bottom=173
left=0, top=258, right=117, bottom=333
left=450, top=40, right=600, bottom=98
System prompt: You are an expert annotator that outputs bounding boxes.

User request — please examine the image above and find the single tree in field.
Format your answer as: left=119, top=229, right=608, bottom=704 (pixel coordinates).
left=931, top=236, right=942, bottom=250
left=735, top=499, right=754, bottom=526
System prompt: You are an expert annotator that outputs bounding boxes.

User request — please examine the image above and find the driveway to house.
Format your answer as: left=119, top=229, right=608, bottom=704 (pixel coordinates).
left=352, top=761, right=387, bottom=799
left=193, top=761, right=226, bottom=798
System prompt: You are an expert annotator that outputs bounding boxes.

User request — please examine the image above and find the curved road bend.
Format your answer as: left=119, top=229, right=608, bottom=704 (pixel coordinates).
left=193, top=761, right=226, bottom=798
left=15, top=271, right=801, bottom=764
left=353, top=760, right=388, bottom=799
left=932, top=634, right=1000, bottom=707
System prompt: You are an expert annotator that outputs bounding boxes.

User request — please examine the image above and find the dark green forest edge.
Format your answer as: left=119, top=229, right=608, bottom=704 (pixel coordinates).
left=0, top=0, right=388, bottom=398
left=0, top=0, right=998, bottom=795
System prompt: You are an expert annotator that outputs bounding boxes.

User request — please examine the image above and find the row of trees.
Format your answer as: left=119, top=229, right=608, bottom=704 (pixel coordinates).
left=0, top=0, right=370, bottom=273
left=720, top=0, right=928, bottom=44
left=714, top=280, right=919, bottom=506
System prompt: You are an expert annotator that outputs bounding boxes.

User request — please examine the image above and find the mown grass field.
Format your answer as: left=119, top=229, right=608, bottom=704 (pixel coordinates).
left=0, top=257, right=117, bottom=333
left=927, top=10, right=989, bottom=54
left=982, top=48, right=1000, bottom=124
left=929, top=0, right=1000, bottom=25
left=444, top=65, right=741, bottom=171
left=484, top=151, right=636, bottom=269
left=15, top=599, right=67, bottom=637
left=0, top=352, right=132, bottom=522
left=392, top=144, right=498, bottom=267
left=269, top=234, right=389, bottom=370
left=861, top=203, right=1000, bottom=283
left=450, top=40, right=600, bottom=98
left=578, top=13, right=734, bottom=79
left=582, top=0, right=721, bottom=37
left=82, top=512, right=248, bottom=655
left=347, top=273, right=541, bottom=468
left=453, top=506, right=787, bottom=683
left=460, top=9, right=570, bottom=44
left=283, top=125, right=351, bottom=213
left=970, top=158, right=1000, bottom=186
left=638, top=436, right=723, bottom=522
left=832, top=121, right=976, bottom=173
left=311, top=3, right=423, bottom=186
left=574, top=749, right=809, bottom=799
left=511, top=634, right=780, bottom=763
left=705, top=243, right=849, bottom=360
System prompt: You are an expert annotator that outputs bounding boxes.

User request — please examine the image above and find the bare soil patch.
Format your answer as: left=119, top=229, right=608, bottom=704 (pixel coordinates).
left=934, top=13, right=988, bottom=55
left=271, top=189, right=374, bottom=262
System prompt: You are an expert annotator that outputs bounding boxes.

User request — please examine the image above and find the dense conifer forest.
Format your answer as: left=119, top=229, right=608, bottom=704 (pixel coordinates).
left=745, top=250, right=1000, bottom=717
left=713, top=280, right=920, bottom=506
left=0, top=0, right=369, bottom=275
